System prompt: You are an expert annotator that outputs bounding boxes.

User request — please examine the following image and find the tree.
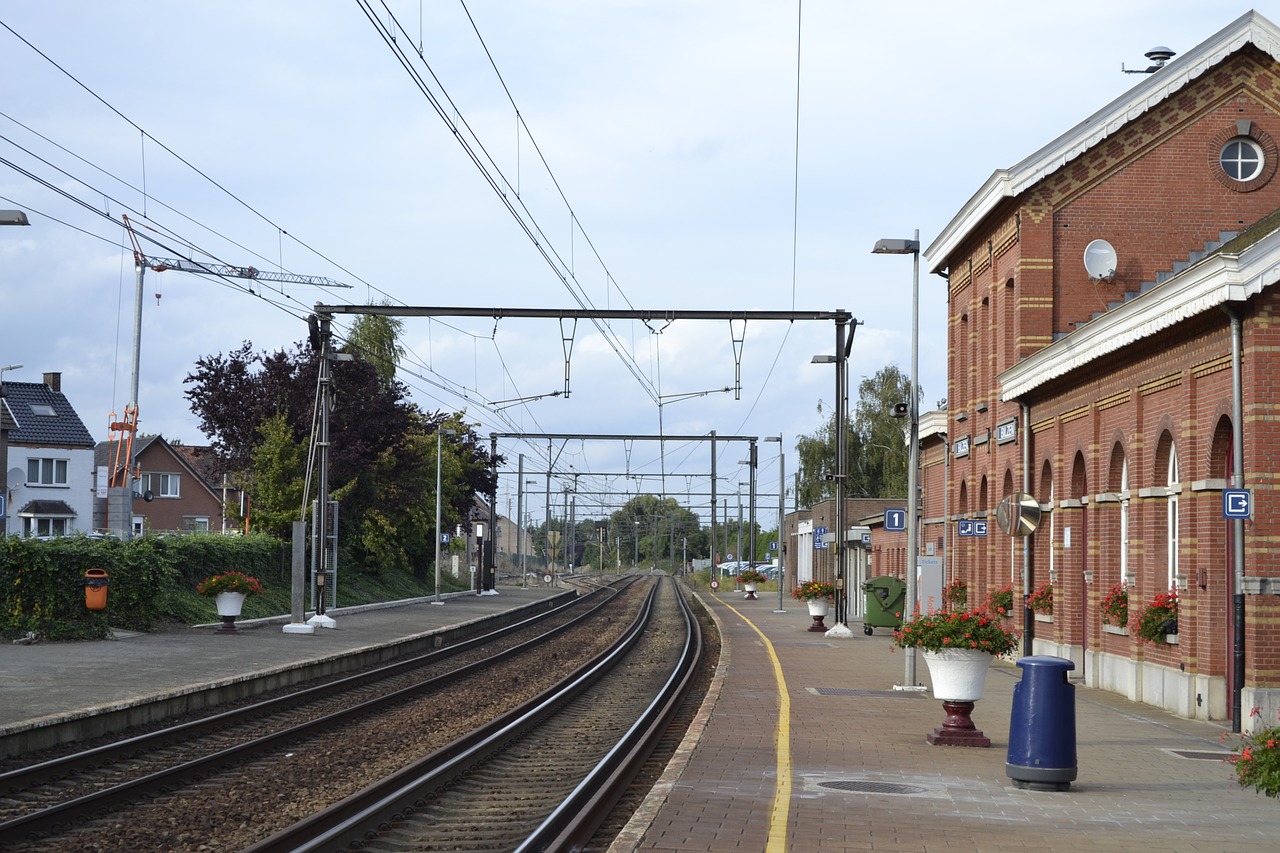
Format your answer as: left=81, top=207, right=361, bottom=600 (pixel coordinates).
left=244, top=412, right=307, bottom=539
left=794, top=364, right=918, bottom=506
left=344, top=304, right=405, bottom=392
left=184, top=342, right=499, bottom=576
left=606, top=494, right=706, bottom=569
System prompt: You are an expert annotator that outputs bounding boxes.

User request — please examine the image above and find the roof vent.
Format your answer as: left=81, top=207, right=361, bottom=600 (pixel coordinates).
left=1123, top=46, right=1176, bottom=74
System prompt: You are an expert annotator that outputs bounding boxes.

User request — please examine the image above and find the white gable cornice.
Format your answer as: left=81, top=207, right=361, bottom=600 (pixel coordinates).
left=1000, top=229, right=1280, bottom=400
left=926, top=11, right=1280, bottom=273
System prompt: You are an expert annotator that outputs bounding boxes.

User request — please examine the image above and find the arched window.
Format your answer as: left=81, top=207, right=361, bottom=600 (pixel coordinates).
left=1108, top=442, right=1129, bottom=586
left=1120, top=457, right=1130, bottom=583
left=1167, top=448, right=1180, bottom=590
left=1039, top=460, right=1054, bottom=583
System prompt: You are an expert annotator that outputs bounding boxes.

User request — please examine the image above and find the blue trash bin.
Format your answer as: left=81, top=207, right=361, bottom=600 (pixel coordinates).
left=1006, top=655, right=1077, bottom=791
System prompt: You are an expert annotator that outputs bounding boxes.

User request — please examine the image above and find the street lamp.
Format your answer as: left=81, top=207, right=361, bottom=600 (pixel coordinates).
left=766, top=435, right=785, bottom=614
left=0, top=363, right=23, bottom=535
left=2, top=207, right=30, bottom=535
left=873, top=230, right=922, bottom=688
left=432, top=427, right=457, bottom=605
left=811, top=312, right=853, bottom=637
left=523, top=478, right=538, bottom=585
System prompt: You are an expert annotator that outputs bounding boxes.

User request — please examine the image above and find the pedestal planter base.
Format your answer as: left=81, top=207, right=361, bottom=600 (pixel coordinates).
left=808, top=614, right=827, bottom=632
left=216, top=615, right=241, bottom=634
left=926, top=700, right=991, bottom=747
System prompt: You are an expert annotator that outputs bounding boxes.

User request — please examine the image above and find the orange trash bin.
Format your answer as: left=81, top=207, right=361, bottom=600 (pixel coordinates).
left=84, top=568, right=109, bottom=611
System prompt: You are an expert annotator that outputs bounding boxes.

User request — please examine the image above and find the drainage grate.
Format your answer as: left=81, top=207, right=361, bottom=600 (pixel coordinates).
left=812, top=687, right=923, bottom=698
left=820, top=780, right=929, bottom=795
left=1168, top=749, right=1232, bottom=761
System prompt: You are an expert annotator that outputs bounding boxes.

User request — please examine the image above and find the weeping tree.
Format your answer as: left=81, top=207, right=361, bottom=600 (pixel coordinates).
left=343, top=304, right=406, bottom=391
left=794, top=364, right=918, bottom=506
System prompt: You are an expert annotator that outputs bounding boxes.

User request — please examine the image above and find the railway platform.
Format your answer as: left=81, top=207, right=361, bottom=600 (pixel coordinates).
left=0, top=584, right=571, bottom=756
left=614, top=586, right=1276, bottom=853
left=2, top=577, right=1276, bottom=851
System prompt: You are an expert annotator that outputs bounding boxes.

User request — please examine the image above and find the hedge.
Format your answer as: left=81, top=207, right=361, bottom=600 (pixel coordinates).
left=0, top=533, right=285, bottom=640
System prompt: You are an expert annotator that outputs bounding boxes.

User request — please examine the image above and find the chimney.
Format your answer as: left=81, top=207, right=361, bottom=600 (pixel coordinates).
left=43, top=372, right=61, bottom=393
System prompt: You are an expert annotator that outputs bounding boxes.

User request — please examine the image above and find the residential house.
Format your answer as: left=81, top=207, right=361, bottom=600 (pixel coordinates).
left=92, top=435, right=230, bottom=535
left=0, top=372, right=96, bottom=537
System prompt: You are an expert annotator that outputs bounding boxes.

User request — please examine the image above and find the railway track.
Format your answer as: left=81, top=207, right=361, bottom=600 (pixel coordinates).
left=0, top=574, right=705, bottom=852
left=0, top=577, right=633, bottom=850
left=246, top=574, right=701, bottom=853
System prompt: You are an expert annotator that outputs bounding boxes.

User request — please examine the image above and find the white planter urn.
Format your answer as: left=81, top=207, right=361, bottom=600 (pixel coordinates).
left=806, top=598, right=830, bottom=632
left=743, top=583, right=758, bottom=600
left=922, top=648, right=994, bottom=701
left=215, top=591, right=246, bottom=617
left=215, top=591, right=247, bottom=633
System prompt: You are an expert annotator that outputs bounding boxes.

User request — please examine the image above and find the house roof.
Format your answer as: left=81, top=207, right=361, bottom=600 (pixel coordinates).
left=17, top=499, right=77, bottom=516
left=0, top=380, right=95, bottom=447
left=925, top=10, right=1280, bottom=273
left=1000, top=207, right=1280, bottom=400
left=93, top=435, right=225, bottom=496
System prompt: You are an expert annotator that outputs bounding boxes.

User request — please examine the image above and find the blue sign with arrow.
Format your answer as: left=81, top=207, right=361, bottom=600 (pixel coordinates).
left=1223, top=489, right=1252, bottom=519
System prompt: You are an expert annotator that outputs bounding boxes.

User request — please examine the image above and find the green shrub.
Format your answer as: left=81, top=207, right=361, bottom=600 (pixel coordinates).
left=0, top=533, right=283, bottom=639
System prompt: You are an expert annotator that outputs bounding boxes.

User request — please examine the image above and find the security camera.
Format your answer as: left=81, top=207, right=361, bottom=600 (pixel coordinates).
left=890, top=402, right=909, bottom=419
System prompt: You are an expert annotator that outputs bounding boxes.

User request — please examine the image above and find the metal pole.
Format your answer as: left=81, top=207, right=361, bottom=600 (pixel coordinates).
left=904, top=230, right=921, bottom=685
left=748, top=439, right=758, bottom=564
left=311, top=316, right=335, bottom=627
left=517, top=454, right=526, bottom=589
left=433, top=428, right=445, bottom=605
left=774, top=436, right=787, bottom=613
left=709, top=431, right=718, bottom=568
left=834, top=315, right=848, bottom=629
left=487, top=435, right=498, bottom=591
left=1228, top=306, right=1246, bottom=733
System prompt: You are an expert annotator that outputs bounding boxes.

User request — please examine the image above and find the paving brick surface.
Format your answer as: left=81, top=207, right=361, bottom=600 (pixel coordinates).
left=616, top=587, right=1275, bottom=853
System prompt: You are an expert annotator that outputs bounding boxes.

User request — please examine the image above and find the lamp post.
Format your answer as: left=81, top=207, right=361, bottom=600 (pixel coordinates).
left=2, top=211, right=31, bottom=536
left=812, top=311, right=853, bottom=637
left=766, top=435, right=785, bottom=613
left=523, top=477, right=537, bottom=585
left=873, top=230, right=922, bottom=688
left=432, top=427, right=457, bottom=605
left=0, top=363, right=23, bottom=535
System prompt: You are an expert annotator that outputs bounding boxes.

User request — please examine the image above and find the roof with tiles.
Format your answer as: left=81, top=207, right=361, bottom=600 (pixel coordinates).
left=0, top=376, right=95, bottom=448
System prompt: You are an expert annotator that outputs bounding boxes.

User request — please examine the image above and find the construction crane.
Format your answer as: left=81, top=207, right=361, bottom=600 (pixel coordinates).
left=105, top=215, right=351, bottom=527
left=142, top=256, right=352, bottom=291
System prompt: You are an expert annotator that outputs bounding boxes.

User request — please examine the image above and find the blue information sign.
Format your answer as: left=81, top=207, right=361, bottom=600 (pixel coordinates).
left=958, top=519, right=988, bottom=537
left=884, top=509, right=906, bottom=531
left=1223, top=489, right=1252, bottom=519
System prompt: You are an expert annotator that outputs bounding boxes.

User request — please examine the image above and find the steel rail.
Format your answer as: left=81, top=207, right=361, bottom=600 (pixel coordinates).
left=0, top=580, right=631, bottom=843
left=519, top=576, right=704, bottom=852
left=243, top=578, right=673, bottom=853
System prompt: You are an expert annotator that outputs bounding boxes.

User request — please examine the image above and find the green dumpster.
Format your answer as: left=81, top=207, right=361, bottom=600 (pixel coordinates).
left=862, top=576, right=906, bottom=636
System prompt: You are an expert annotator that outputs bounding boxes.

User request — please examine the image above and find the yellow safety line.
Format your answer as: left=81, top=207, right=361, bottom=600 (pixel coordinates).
left=715, top=592, right=791, bottom=852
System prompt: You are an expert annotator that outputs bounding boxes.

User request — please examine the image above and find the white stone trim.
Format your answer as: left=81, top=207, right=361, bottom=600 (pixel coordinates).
left=1001, top=240, right=1280, bottom=399
left=927, top=11, right=1280, bottom=272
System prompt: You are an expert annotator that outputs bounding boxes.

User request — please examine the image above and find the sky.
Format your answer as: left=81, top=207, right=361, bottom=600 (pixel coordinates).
left=0, top=1, right=1260, bottom=529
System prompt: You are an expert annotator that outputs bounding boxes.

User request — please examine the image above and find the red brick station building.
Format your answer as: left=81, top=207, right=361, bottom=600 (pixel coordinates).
left=792, top=12, right=1280, bottom=734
